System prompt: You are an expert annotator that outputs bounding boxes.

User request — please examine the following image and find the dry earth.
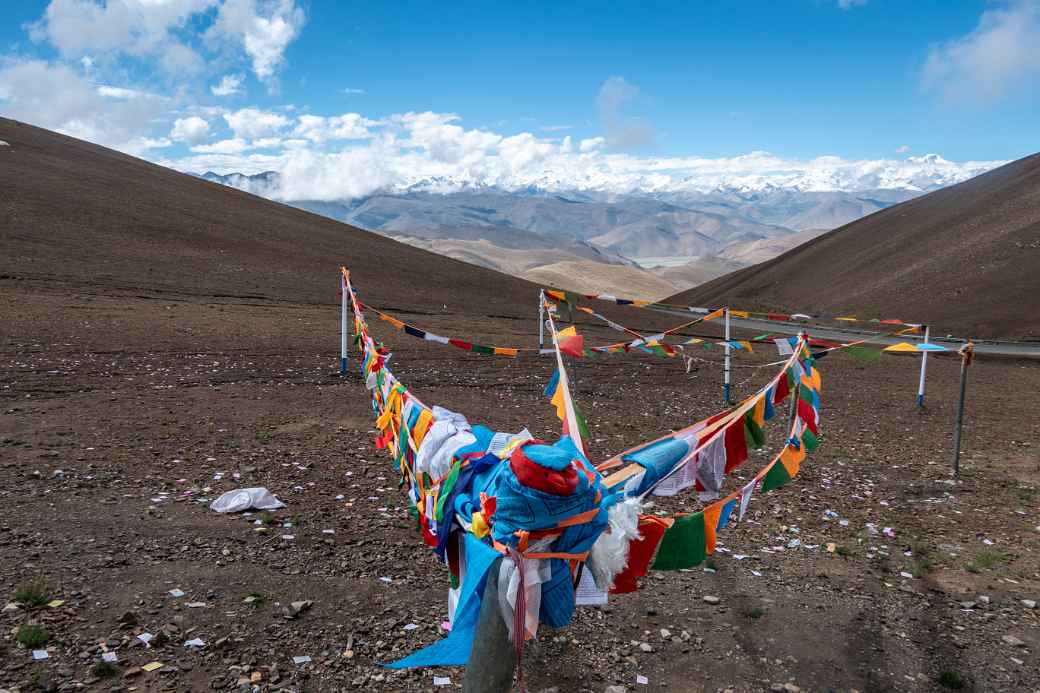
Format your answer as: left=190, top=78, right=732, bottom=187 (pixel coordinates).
left=2, top=278, right=1039, bottom=693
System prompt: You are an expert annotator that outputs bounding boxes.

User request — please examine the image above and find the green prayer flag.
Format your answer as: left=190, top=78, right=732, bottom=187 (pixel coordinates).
left=651, top=512, right=707, bottom=570
left=761, top=460, right=792, bottom=493
left=744, top=412, right=765, bottom=449
left=470, top=344, right=494, bottom=355
left=435, top=461, right=462, bottom=520
left=802, top=428, right=820, bottom=453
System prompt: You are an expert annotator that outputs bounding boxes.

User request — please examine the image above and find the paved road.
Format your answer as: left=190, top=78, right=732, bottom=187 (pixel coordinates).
left=645, top=309, right=1040, bottom=358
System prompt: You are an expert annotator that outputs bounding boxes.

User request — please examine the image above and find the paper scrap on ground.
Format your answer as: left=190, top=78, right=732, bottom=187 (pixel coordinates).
left=47, top=599, right=65, bottom=608
left=292, top=655, right=312, bottom=665
left=32, top=649, right=49, bottom=660
left=433, top=676, right=451, bottom=686
left=575, top=568, right=608, bottom=605
left=138, top=633, right=154, bottom=646
left=142, top=662, right=163, bottom=672
left=209, top=487, right=285, bottom=513
left=636, top=674, right=649, bottom=685
left=184, top=638, right=205, bottom=648
left=168, top=589, right=185, bottom=597
left=403, top=623, right=418, bottom=631
left=102, top=651, right=118, bottom=662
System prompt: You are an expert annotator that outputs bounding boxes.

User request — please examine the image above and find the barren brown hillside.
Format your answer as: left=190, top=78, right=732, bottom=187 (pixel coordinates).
left=669, top=154, right=1040, bottom=339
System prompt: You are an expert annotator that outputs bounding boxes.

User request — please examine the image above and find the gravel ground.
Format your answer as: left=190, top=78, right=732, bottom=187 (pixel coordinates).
left=2, top=281, right=1039, bottom=693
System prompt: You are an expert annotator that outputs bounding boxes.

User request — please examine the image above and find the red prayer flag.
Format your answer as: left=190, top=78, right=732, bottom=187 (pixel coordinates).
left=610, top=516, right=671, bottom=594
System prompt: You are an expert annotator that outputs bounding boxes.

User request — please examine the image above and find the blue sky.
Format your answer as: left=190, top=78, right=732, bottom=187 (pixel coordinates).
left=1, top=1, right=1037, bottom=198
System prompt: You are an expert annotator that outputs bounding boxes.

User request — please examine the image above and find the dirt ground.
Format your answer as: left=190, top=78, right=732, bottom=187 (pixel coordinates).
left=2, top=278, right=1039, bottom=693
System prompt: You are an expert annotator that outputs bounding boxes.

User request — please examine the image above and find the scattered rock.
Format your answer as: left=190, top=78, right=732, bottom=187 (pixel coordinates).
left=703, top=595, right=721, bottom=605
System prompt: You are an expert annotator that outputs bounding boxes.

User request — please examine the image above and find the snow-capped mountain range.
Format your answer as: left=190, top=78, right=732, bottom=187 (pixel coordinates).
left=198, top=154, right=1001, bottom=297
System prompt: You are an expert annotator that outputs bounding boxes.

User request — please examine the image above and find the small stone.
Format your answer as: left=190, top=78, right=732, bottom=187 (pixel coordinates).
left=638, top=642, right=653, bottom=653
left=122, top=668, right=142, bottom=679
left=783, top=685, right=802, bottom=693
left=977, top=595, right=991, bottom=605
left=605, top=686, right=627, bottom=693
left=1022, top=599, right=1036, bottom=609
left=659, top=629, right=670, bottom=639
left=1002, top=635, right=1026, bottom=648
left=703, top=595, right=721, bottom=605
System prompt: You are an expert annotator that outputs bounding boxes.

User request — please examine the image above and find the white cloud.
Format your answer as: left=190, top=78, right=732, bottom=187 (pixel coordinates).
left=579, top=136, right=605, bottom=153
left=0, top=59, right=166, bottom=155
left=153, top=110, right=1002, bottom=204
left=211, top=73, right=245, bottom=97
left=342, top=87, right=366, bottom=95
left=206, top=0, right=306, bottom=81
left=29, top=0, right=216, bottom=75
left=223, top=107, right=289, bottom=138
left=896, top=144, right=911, bottom=154
left=923, top=0, right=1040, bottom=104
left=597, top=75, right=654, bottom=149
left=190, top=137, right=249, bottom=154
left=540, top=124, right=572, bottom=132
left=837, top=0, right=868, bottom=9
left=293, top=113, right=380, bottom=143
left=170, top=115, right=210, bottom=144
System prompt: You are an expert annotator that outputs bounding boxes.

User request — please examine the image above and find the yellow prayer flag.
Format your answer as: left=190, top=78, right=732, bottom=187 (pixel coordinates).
left=494, top=347, right=518, bottom=358
left=379, top=313, right=405, bottom=330
left=730, top=310, right=750, bottom=319
left=703, top=308, right=725, bottom=321
left=883, top=342, right=919, bottom=353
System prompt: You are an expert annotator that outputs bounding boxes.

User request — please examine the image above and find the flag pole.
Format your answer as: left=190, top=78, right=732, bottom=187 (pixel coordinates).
left=951, top=339, right=974, bottom=478
left=538, top=290, right=545, bottom=350
left=916, top=324, right=930, bottom=407
left=723, top=307, right=732, bottom=404
left=340, top=271, right=348, bottom=376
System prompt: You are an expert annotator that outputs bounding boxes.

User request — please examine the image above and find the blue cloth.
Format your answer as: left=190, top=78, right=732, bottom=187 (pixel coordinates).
left=488, top=436, right=607, bottom=629
left=384, top=533, right=500, bottom=668
left=621, top=437, right=691, bottom=496
left=716, top=498, right=737, bottom=530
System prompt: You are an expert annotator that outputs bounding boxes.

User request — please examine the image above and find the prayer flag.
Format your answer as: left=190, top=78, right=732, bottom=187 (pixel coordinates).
left=558, top=326, right=585, bottom=358
left=652, top=512, right=708, bottom=570
left=611, top=516, right=672, bottom=594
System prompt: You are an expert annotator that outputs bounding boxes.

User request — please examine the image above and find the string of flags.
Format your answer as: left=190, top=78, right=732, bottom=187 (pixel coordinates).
left=542, top=287, right=923, bottom=330
left=341, top=267, right=826, bottom=672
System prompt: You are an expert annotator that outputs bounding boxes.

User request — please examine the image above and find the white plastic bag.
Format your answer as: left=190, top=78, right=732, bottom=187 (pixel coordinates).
left=209, top=487, right=285, bottom=513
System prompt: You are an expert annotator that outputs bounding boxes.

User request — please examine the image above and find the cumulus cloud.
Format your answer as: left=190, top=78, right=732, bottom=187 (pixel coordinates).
left=211, top=73, right=245, bottom=96
left=170, top=115, right=210, bottom=144
left=28, top=0, right=215, bottom=75
left=292, top=113, right=380, bottom=143
left=597, top=75, right=654, bottom=149
left=222, top=107, right=289, bottom=138
left=923, top=0, right=1040, bottom=104
left=27, top=1, right=305, bottom=83
left=206, top=0, right=306, bottom=81
left=0, top=59, right=167, bottom=155
left=154, top=110, right=1002, bottom=204
left=896, top=144, right=911, bottom=154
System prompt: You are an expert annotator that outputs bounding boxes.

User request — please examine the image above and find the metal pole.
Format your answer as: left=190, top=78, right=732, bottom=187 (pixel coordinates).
left=538, top=290, right=545, bottom=350
left=951, top=340, right=974, bottom=478
left=462, top=557, right=515, bottom=693
left=340, top=273, right=348, bottom=376
left=916, top=325, right=930, bottom=407
left=723, top=307, right=731, bottom=404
